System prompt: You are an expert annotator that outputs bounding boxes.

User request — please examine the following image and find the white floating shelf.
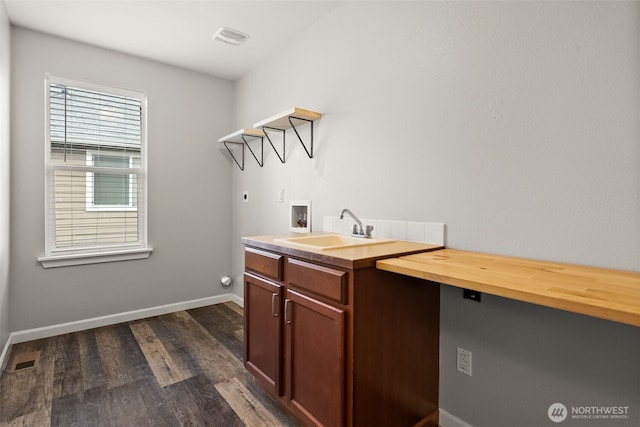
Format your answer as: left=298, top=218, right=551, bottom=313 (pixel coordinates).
left=253, top=107, right=322, bottom=130
left=254, top=107, right=322, bottom=159
left=218, top=108, right=322, bottom=169
left=218, top=128, right=265, bottom=144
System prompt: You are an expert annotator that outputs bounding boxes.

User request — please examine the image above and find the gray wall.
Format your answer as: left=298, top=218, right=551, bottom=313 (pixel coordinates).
left=0, top=0, right=10, bottom=355
left=10, top=27, right=233, bottom=331
left=231, top=2, right=640, bottom=426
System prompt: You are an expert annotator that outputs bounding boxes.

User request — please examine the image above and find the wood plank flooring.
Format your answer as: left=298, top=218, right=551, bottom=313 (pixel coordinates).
left=0, top=302, right=300, bottom=426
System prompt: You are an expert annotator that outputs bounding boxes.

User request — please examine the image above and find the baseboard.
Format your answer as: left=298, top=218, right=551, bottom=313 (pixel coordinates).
left=227, top=293, right=244, bottom=308
left=439, top=409, right=474, bottom=427
left=10, top=293, right=244, bottom=344
left=0, top=332, right=13, bottom=373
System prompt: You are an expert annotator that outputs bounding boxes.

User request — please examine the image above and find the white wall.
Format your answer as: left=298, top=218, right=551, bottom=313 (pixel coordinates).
left=10, top=27, right=233, bottom=331
left=0, top=0, right=10, bottom=356
left=232, top=2, right=640, bottom=426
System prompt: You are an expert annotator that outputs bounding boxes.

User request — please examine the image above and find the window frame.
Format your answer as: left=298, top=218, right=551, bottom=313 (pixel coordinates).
left=85, top=151, right=138, bottom=212
left=39, top=74, right=152, bottom=268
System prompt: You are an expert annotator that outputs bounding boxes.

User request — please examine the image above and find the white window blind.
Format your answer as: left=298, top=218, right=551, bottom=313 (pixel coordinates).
left=43, top=75, right=148, bottom=261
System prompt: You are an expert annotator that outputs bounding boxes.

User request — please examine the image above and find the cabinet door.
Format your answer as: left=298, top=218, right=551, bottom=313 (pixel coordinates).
left=285, top=289, right=345, bottom=427
left=244, top=273, right=283, bottom=395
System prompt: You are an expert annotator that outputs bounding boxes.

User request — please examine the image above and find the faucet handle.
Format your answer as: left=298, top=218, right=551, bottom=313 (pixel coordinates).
left=365, top=225, right=374, bottom=237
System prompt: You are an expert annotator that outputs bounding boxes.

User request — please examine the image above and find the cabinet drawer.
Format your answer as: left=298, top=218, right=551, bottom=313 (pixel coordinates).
left=287, top=258, right=347, bottom=304
left=245, top=247, right=284, bottom=281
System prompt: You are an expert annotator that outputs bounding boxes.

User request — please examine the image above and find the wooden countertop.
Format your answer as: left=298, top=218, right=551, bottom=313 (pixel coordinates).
left=377, top=249, right=640, bottom=327
left=242, top=234, right=443, bottom=270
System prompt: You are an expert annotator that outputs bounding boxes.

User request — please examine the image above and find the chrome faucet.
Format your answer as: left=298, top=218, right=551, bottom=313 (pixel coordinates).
left=340, top=209, right=373, bottom=238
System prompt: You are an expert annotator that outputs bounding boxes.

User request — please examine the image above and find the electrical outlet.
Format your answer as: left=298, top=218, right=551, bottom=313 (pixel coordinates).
left=457, top=347, right=472, bottom=376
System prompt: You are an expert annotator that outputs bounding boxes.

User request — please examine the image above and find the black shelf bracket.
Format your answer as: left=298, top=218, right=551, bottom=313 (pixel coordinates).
left=288, top=115, right=314, bottom=158
left=243, top=134, right=264, bottom=168
left=262, top=126, right=286, bottom=163
left=223, top=134, right=264, bottom=170
left=223, top=141, right=245, bottom=171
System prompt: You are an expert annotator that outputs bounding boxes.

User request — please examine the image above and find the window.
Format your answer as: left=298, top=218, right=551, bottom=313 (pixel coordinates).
left=86, top=152, right=138, bottom=211
left=39, top=75, right=151, bottom=267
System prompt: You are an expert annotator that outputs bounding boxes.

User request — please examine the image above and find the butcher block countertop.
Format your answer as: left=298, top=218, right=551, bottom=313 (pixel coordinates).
left=241, top=234, right=443, bottom=270
left=377, top=249, right=640, bottom=327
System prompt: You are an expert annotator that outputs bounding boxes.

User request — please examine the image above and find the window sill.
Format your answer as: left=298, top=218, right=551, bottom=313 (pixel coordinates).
left=38, top=247, right=153, bottom=269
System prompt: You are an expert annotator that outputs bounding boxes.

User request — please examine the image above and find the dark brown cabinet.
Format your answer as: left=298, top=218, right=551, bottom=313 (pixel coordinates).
left=244, top=272, right=283, bottom=396
left=243, top=240, right=440, bottom=427
left=287, top=289, right=345, bottom=426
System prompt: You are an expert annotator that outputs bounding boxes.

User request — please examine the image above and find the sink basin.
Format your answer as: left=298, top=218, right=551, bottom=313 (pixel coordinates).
left=274, top=234, right=395, bottom=250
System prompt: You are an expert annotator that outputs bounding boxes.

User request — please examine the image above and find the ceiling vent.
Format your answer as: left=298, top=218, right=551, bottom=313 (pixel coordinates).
left=212, top=27, right=250, bottom=46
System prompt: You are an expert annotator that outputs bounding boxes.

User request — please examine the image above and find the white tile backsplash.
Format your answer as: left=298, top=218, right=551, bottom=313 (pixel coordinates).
left=390, top=221, right=408, bottom=240
left=376, top=220, right=391, bottom=238
left=330, top=216, right=344, bottom=233
left=425, top=223, right=446, bottom=245
left=322, top=216, right=446, bottom=246
left=407, top=221, right=426, bottom=243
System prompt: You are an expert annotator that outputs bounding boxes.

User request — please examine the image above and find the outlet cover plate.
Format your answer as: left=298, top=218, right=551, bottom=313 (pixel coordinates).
left=457, top=347, right=472, bottom=376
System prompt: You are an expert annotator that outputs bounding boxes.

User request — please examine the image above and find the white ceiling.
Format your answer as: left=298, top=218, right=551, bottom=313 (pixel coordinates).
left=4, top=0, right=344, bottom=81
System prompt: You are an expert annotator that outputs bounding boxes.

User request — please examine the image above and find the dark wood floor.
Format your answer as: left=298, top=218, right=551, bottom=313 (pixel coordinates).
left=0, top=302, right=300, bottom=426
